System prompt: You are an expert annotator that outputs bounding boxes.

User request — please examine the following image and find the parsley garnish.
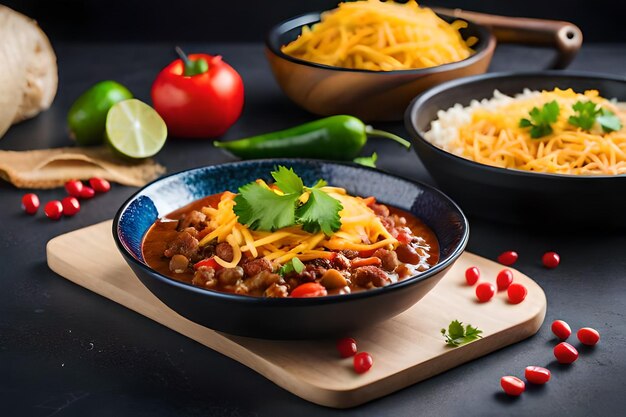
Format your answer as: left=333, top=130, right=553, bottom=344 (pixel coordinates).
left=519, top=100, right=560, bottom=139
left=353, top=152, right=378, bottom=168
left=568, top=100, right=623, bottom=133
left=441, top=320, right=483, bottom=347
left=233, top=166, right=343, bottom=236
left=278, top=257, right=305, bottom=276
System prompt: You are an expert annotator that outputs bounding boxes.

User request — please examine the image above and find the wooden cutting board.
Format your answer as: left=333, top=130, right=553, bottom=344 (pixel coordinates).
left=46, top=221, right=546, bottom=408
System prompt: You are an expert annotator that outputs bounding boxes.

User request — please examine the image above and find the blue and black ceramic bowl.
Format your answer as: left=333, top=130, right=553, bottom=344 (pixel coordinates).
left=113, top=160, right=468, bottom=339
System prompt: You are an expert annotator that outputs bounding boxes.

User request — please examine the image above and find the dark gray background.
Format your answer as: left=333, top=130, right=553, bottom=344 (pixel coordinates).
left=4, top=0, right=626, bottom=42
left=1, top=41, right=625, bottom=416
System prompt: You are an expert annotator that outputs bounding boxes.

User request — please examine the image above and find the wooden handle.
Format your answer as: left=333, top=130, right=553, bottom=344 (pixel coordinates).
left=433, top=8, right=583, bottom=69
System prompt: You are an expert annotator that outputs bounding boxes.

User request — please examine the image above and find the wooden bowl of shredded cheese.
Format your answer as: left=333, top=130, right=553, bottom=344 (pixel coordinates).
left=266, top=0, right=582, bottom=121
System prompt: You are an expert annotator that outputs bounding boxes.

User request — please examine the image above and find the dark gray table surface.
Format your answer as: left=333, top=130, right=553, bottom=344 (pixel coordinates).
left=1, top=42, right=625, bottom=417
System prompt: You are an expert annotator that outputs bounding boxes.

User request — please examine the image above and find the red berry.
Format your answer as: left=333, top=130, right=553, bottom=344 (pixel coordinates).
left=525, top=366, right=551, bottom=384
left=337, top=337, right=357, bottom=358
left=79, top=186, right=95, bottom=199
left=475, top=282, right=496, bottom=302
left=496, top=269, right=514, bottom=291
left=44, top=200, right=63, bottom=220
left=465, top=266, right=480, bottom=285
left=21, top=193, right=40, bottom=215
left=89, top=177, right=111, bottom=193
left=507, top=283, right=527, bottom=304
left=64, top=179, right=84, bottom=197
left=353, top=352, right=373, bottom=374
left=554, top=342, right=578, bottom=364
left=61, top=197, right=81, bottom=216
left=577, top=327, right=600, bottom=346
left=497, top=251, right=518, bottom=266
left=500, top=376, right=525, bottom=396
left=542, top=252, right=560, bottom=268
left=551, top=320, right=572, bottom=340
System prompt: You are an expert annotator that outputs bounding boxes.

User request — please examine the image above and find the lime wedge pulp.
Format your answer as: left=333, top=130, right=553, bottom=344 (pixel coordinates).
left=105, top=99, right=167, bottom=159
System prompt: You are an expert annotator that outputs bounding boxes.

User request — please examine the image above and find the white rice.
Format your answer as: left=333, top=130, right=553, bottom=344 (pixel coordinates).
left=423, top=89, right=543, bottom=155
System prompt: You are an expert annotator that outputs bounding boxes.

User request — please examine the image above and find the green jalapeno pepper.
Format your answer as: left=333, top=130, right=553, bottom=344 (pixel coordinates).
left=213, top=115, right=410, bottom=160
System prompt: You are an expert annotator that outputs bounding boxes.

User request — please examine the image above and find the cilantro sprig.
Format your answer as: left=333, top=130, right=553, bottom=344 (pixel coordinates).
left=233, top=166, right=343, bottom=236
left=278, top=257, right=305, bottom=276
left=441, top=320, right=483, bottom=347
left=519, top=100, right=560, bottom=139
left=568, top=100, right=623, bottom=133
left=353, top=152, right=378, bottom=168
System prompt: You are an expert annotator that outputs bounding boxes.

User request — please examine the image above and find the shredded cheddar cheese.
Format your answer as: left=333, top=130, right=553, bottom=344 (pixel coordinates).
left=198, top=187, right=398, bottom=265
left=429, top=88, right=626, bottom=175
left=281, top=0, right=475, bottom=71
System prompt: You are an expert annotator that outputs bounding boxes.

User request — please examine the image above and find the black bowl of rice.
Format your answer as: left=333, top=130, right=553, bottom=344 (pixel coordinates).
left=405, top=71, right=626, bottom=228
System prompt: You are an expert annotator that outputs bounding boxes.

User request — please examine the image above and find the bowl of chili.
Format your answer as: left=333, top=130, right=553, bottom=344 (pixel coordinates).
left=113, top=159, right=468, bottom=339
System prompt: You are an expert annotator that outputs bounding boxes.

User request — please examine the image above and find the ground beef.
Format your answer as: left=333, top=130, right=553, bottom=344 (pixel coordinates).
left=235, top=271, right=282, bottom=295
left=331, top=253, right=351, bottom=270
left=353, top=265, right=390, bottom=288
left=264, top=283, right=289, bottom=298
left=192, top=266, right=216, bottom=288
left=178, top=210, right=207, bottom=231
left=370, top=203, right=390, bottom=217
left=340, top=250, right=359, bottom=259
left=215, top=242, right=234, bottom=262
left=182, top=227, right=199, bottom=238
left=216, top=266, right=244, bottom=286
left=164, top=231, right=199, bottom=259
left=373, top=248, right=399, bottom=272
left=242, top=258, right=273, bottom=277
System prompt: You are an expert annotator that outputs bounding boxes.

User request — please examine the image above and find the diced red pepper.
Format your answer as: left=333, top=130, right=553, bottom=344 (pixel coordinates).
left=194, top=257, right=222, bottom=271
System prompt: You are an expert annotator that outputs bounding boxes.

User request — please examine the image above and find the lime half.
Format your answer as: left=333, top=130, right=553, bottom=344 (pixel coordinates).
left=105, top=99, right=167, bottom=159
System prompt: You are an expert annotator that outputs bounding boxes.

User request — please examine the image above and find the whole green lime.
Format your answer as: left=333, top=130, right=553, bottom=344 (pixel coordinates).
left=67, top=80, right=133, bottom=145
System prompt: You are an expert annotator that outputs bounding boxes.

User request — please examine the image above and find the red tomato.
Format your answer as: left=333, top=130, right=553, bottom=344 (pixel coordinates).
left=89, top=177, right=111, bottom=193
left=500, top=376, right=525, bottom=396
left=525, top=366, right=551, bottom=384
left=497, top=251, right=518, bottom=266
left=465, top=266, right=480, bottom=285
left=291, top=282, right=328, bottom=298
left=577, top=327, right=600, bottom=346
left=151, top=54, right=244, bottom=138
left=61, top=197, right=80, bottom=216
left=21, top=193, right=39, bottom=215
left=496, top=269, right=514, bottom=291
left=542, top=251, right=560, bottom=268
left=44, top=200, right=63, bottom=220
left=507, top=283, right=527, bottom=304
left=336, top=337, right=357, bottom=358
left=554, top=342, right=578, bottom=364
left=64, top=179, right=84, bottom=197
left=551, top=320, right=572, bottom=340
left=79, top=186, right=95, bottom=199
left=475, top=282, right=496, bottom=302
left=353, top=352, right=373, bottom=374
left=194, top=257, right=223, bottom=271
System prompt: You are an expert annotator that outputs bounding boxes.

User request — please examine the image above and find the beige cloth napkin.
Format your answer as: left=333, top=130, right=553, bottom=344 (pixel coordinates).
left=0, top=147, right=166, bottom=189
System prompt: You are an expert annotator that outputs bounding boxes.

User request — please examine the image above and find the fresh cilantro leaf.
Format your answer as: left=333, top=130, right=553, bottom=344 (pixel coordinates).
left=519, top=100, right=560, bottom=139
left=272, top=166, right=304, bottom=195
left=568, top=100, right=598, bottom=131
left=353, top=152, right=378, bottom=168
left=278, top=257, right=305, bottom=276
left=441, top=320, right=483, bottom=347
left=295, top=188, right=343, bottom=236
left=233, top=183, right=300, bottom=231
left=597, top=108, right=623, bottom=132
left=567, top=100, right=623, bottom=133
left=311, top=179, right=328, bottom=189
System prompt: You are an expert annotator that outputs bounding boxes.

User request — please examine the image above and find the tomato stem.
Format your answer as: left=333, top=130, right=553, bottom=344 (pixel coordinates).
left=175, top=46, right=208, bottom=77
